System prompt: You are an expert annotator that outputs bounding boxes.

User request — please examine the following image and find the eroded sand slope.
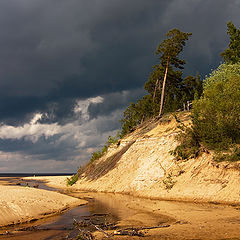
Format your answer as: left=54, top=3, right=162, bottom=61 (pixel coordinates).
left=37, top=113, right=240, bottom=204
left=72, top=113, right=240, bottom=204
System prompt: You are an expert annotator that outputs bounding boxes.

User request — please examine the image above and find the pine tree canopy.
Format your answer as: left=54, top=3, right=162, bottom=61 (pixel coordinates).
left=220, top=22, right=240, bottom=64
left=156, top=29, right=192, bottom=69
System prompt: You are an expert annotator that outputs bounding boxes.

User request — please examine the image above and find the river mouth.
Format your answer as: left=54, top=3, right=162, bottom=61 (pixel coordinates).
left=3, top=178, right=240, bottom=240
left=0, top=178, right=175, bottom=239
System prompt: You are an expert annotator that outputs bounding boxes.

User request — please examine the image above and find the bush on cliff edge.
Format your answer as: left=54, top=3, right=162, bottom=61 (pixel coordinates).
left=192, top=63, right=240, bottom=151
left=173, top=63, right=240, bottom=162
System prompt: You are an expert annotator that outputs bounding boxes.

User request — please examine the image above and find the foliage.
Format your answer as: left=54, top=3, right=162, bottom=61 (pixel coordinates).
left=182, top=73, right=203, bottom=101
left=213, top=146, right=240, bottom=162
left=172, top=63, right=240, bottom=163
left=67, top=173, right=79, bottom=186
left=170, top=114, right=200, bottom=161
left=144, top=65, right=184, bottom=112
left=203, top=63, right=240, bottom=89
left=220, top=22, right=240, bottom=64
left=156, top=29, right=192, bottom=116
left=106, top=133, right=120, bottom=145
left=90, top=132, right=120, bottom=163
left=171, top=127, right=200, bottom=161
left=90, top=151, right=103, bottom=163
left=162, top=173, right=176, bottom=190
left=120, top=95, right=156, bottom=136
left=121, top=28, right=200, bottom=136
left=156, top=29, right=192, bottom=69
left=192, top=64, right=240, bottom=150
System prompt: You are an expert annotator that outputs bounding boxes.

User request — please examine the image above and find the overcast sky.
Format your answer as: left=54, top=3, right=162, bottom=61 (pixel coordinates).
left=0, top=0, right=239, bottom=173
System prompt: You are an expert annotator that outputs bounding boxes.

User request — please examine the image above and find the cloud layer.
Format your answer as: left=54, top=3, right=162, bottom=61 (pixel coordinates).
left=0, top=0, right=239, bottom=172
left=0, top=92, right=139, bottom=172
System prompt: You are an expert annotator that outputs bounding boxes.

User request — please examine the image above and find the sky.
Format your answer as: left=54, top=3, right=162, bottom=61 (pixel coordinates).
left=0, top=0, right=239, bottom=173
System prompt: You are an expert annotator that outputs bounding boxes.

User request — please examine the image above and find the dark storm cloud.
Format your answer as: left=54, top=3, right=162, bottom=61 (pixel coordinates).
left=0, top=0, right=239, bottom=124
left=0, top=135, right=78, bottom=161
left=0, top=0, right=240, bottom=172
left=88, top=89, right=145, bottom=119
left=0, top=0, right=172, bottom=125
left=0, top=97, right=122, bottom=167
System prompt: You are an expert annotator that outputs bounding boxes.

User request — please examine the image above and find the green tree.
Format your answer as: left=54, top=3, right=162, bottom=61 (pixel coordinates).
left=144, top=68, right=201, bottom=114
left=192, top=63, right=240, bottom=149
left=181, top=73, right=203, bottom=104
left=172, top=64, right=240, bottom=162
left=121, top=28, right=194, bottom=136
left=120, top=102, right=140, bottom=136
left=156, top=29, right=192, bottom=116
left=220, top=22, right=240, bottom=64
left=144, top=64, right=184, bottom=113
left=120, top=95, right=155, bottom=136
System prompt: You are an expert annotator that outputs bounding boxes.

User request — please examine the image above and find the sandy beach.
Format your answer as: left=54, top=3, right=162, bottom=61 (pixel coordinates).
left=24, top=176, right=240, bottom=239
left=0, top=179, right=87, bottom=228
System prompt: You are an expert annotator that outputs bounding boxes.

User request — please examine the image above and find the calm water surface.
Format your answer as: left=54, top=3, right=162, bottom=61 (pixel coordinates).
left=0, top=177, right=172, bottom=239
left=1, top=177, right=240, bottom=239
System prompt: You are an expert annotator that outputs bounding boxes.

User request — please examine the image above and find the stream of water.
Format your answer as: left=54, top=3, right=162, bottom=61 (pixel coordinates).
left=1, top=177, right=240, bottom=239
left=0, top=177, right=173, bottom=239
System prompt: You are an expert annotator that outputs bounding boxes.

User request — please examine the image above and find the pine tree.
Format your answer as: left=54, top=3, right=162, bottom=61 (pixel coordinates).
left=121, top=28, right=193, bottom=136
left=155, top=29, right=192, bottom=116
left=220, top=22, right=240, bottom=64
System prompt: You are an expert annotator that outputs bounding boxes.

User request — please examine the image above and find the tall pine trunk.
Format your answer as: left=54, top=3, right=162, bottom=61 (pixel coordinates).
left=153, top=78, right=159, bottom=102
left=159, top=57, right=169, bottom=117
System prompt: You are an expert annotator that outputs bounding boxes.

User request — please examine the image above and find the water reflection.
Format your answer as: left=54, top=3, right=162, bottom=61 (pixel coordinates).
left=4, top=178, right=240, bottom=239
left=0, top=178, right=174, bottom=239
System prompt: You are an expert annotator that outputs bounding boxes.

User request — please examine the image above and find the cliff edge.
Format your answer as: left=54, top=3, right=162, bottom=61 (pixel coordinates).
left=76, top=112, right=240, bottom=204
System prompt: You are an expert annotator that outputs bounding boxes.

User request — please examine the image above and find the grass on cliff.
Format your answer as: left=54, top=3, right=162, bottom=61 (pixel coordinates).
left=78, top=141, right=135, bottom=180
left=213, top=147, right=240, bottom=162
left=170, top=124, right=200, bottom=161
left=90, top=133, right=120, bottom=163
left=67, top=173, right=79, bottom=186
left=162, top=173, right=176, bottom=190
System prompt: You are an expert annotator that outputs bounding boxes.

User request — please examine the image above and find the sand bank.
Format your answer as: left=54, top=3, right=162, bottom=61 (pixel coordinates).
left=43, top=115, right=240, bottom=205
left=24, top=175, right=71, bottom=190
left=25, top=176, right=240, bottom=239
left=0, top=184, right=87, bottom=227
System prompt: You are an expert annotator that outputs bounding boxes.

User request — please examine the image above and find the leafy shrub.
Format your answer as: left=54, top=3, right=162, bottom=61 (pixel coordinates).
left=173, top=63, right=240, bottom=163
left=192, top=64, right=240, bottom=150
left=213, top=146, right=240, bottom=162
left=162, top=173, right=176, bottom=190
left=90, top=151, right=102, bottom=163
left=171, top=127, right=200, bottom=160
left=170, top=115, right=200, bottom=161
left=67, top=173, right=79, bottom=186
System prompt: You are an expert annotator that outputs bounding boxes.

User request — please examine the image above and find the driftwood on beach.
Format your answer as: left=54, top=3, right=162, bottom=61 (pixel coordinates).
left=73, top=216, right=171, bottom=239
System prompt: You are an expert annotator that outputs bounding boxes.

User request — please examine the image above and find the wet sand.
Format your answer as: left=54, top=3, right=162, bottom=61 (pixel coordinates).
left=0, top=204, right=91, bottom=240
left=69, top=191, right=240, bottom=240
left=26, top=176, right=240, bottom=239
left=0, top=177, right=87, bottom=229
left=2, top=176, right=240, bottom=239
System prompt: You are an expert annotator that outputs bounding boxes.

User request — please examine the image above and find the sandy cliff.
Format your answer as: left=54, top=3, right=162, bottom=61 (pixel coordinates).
left=36, top=113, right=240, bottom=205
left=69, top=112, right=240, bottom=204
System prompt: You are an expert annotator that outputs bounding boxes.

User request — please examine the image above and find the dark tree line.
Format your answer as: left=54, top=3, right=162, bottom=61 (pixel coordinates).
left=87, top=21, right=240, bottom=166
left=220, top=21, right=240, bottom=64
left=172, top=21, right=240, bottom=162
left=121, top=22, right=240, bottom=138
left=121, top=28, right=203, bottom=136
